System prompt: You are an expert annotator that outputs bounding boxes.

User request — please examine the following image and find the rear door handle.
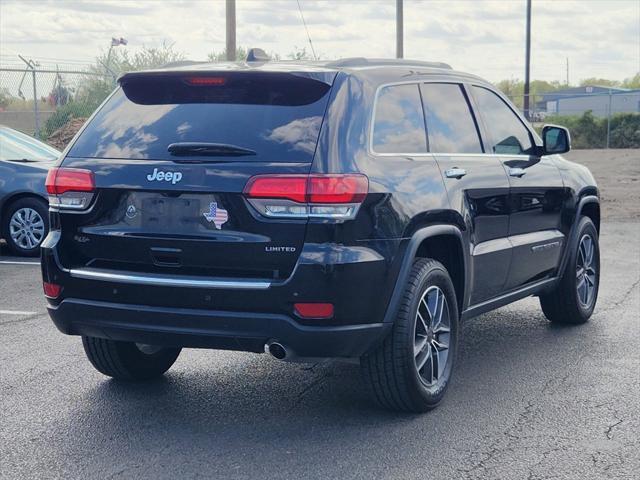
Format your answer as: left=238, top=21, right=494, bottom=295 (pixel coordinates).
left=445, top=168, right=467, bottom=179
left=509, top=167, right=526, bottom=178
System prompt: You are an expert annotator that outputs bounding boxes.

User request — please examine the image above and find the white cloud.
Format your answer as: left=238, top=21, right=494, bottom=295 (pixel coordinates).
left=0, top=0, right=637, bottom=82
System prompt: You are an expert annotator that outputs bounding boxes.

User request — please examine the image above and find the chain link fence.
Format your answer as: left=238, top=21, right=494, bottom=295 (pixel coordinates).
left=1, top=57, right=639, bottom=150
left=0, top=59, right=114, bottom=149
left=507, top=91, right=640, bottom=149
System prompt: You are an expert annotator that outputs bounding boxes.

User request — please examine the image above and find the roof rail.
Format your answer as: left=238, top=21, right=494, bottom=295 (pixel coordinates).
left=325, top=58, right=452, bottom=69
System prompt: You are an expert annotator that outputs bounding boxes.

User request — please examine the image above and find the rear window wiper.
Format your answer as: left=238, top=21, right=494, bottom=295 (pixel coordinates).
left=167, top=142, right=257, bottom=158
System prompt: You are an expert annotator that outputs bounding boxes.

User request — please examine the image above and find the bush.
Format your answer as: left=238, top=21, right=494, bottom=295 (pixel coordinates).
left=609, top=114, right=640, bottom=148
left=540, top=111, right=640, bottom=149
left=41, top=101, right=98, bottom=138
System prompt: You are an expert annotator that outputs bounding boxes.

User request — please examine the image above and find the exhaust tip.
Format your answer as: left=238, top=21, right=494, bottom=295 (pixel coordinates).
left=266, top=342, right=287, bottom=360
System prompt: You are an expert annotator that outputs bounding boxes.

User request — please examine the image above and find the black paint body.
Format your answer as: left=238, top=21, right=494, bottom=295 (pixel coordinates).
left=42, top=61, right=600, bottom=359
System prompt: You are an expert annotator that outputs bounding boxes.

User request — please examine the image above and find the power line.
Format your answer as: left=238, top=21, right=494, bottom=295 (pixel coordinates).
left=296, top=0, right=318, bottom=60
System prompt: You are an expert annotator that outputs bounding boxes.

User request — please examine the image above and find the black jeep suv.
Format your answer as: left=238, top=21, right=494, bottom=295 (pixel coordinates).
left=42, top=57, right=600, bottom=412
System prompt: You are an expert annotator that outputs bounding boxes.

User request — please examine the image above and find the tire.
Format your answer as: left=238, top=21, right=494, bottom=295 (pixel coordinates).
left=2, top=197, right=49, bottom=257
left=540, top=216, right=600, bottom=324
left=360, top=258, right=459, bottom=413
left=82, top=336, right=181, bottom=381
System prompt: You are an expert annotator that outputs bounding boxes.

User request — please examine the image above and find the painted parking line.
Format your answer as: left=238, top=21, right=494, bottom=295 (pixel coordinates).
left=0, top=260, right=40, bottom=265
left=0, top=310, right=38, bottom=315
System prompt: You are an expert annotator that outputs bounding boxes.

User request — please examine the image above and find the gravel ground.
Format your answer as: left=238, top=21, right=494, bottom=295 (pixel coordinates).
left=565, top=149, right=640, bottom=220
left=0, top=149, right=638, bottom=479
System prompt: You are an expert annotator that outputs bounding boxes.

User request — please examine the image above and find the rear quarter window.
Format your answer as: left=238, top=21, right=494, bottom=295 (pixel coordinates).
left=67, top=74, right=332, bottom=163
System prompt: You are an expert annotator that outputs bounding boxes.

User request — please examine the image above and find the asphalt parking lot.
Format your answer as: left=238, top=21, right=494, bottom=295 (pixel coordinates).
left=1, top=150, right=638, bottom=479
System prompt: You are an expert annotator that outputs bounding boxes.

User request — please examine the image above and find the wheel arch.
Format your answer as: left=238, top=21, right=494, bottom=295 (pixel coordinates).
left=580, top=198, right=600, bottom=234
left=383, top=224, right=469, bottom=324
left=555, top=195, right=600, bottom=278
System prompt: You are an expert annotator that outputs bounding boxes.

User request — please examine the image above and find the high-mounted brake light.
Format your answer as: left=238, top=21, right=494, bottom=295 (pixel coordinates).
left=244, top=174, right=368, bottom=220
left=45, top=167, right=96, bottom=210
left=184, top=76, right=227, bottom=86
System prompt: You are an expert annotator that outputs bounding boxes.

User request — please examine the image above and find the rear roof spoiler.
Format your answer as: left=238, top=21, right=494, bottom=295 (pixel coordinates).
left=118, top=68, right=337, bottom=87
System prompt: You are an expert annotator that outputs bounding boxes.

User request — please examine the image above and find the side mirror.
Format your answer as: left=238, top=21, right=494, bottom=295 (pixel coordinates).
left=542, top=124, right=571, bottom=155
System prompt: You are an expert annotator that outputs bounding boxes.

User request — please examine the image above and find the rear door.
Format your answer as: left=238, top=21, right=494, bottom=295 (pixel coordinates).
left=469, top=85, right=565, bottom=290
left=420, top=82, right=512, bottom=305
left=57, top=70, right=335, bottom=281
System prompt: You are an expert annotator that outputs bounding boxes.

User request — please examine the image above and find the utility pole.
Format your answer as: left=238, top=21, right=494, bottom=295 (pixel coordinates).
left=396, top=0, right=403, bottom=59
left=523, top=0, right=532, bottom=120
left=226, top=0, right=236, bottom=61
left=566, top=57, right=569, bottom=86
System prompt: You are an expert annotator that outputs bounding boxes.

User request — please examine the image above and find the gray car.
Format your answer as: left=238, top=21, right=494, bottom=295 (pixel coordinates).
left=0, top=126, right=60, bottom=256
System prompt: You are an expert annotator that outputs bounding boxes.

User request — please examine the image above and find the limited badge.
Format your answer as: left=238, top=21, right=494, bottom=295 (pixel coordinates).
left=203, top=202, right=228, bottom=229
left=126, top=204, right=137, bottom=219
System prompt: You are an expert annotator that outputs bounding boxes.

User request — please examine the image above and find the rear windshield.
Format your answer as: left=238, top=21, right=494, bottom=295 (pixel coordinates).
left=67, top=73, right=332, bottom=162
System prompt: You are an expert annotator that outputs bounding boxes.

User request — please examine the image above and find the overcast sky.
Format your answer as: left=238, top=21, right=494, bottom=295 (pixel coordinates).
left=1, top=0, right=638, bottom=83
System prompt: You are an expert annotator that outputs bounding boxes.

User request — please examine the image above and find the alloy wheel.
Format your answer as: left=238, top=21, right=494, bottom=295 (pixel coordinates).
left=9, top=207, right=45, bottom=250
left=414, top=286, right=451, bottom=387
left=576, top=233, right=597, bottom=308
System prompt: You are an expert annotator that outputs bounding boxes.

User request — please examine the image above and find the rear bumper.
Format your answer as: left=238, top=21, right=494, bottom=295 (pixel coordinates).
left=42, top=231, right=401, bottom=358
left=48, top=298, right=389, bottom=358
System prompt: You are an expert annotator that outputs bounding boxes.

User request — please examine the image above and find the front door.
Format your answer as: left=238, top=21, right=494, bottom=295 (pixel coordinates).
left=469, top=85, right=565, bottom=292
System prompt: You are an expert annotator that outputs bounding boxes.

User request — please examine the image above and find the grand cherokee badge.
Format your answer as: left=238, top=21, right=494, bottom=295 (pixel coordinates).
left=126, top=204, right=137, bottom=219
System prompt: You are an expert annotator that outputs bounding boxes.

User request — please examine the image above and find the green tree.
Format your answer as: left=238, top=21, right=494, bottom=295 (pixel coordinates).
left=207, top=47, right=285, bottom=62
left=99, top=41, right=186, bottom=75
left=207, top=46, right=249, bottom=62
left=495, top=79, right=565, bottom=109
left=76, top=42, right=186, bottom=106
left=43, top=44, right=186, bottom=140
left=621, top=73, right=640, bottom=89
left=0, top=88, right=13, bottom=109
left=578, top=77, right=621, bottom=87
left=287, top=46, right=315, bottom=61
left=609, top=113, right=640, bottom=148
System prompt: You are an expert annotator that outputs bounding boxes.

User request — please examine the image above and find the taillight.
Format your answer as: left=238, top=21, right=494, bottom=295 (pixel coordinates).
left=45, top=168, right=95, bottom=210
left=308, top=176, right=368, bottom=204
left=245, top=175, right=308, bottom=203
left=244, top=174, right=368, bottom=219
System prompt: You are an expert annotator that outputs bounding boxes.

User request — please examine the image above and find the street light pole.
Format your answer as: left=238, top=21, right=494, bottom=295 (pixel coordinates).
left=523, top=0, right=532, bottom=120
left=396, top=0, right=403, bottom=59
left=226, top=0, right=236, bottom=61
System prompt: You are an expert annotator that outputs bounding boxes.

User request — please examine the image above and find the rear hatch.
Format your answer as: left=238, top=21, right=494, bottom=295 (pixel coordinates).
left=56, top=68, right=336, bottom=281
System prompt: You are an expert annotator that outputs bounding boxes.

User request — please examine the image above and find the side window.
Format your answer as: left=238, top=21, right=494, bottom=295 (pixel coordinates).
left=420, top=83, right=483, bottom=153
left=472, top=86, right=534, bottom=155
left=372, top=84, right=427, bottom=154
